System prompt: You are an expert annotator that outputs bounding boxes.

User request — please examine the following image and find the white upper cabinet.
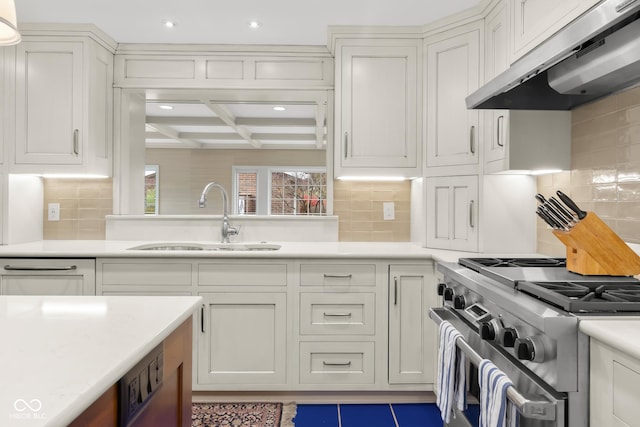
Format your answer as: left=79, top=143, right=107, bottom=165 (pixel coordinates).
left=334, top=39, right=422, bottom=178
left=510, top=0, right=600, bottom=62
left=12, top=36, right=113, bottom=175
left=425, top=22, right=482, bottom=171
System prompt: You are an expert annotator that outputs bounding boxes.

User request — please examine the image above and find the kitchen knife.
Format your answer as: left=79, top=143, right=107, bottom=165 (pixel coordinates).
left=556, top=191, right=587, bottom=220
left=548, top=197, right=577, bottom=224
left=536, top=208, right=560, bottom=229
left=540, top=205, right=571, bottom=230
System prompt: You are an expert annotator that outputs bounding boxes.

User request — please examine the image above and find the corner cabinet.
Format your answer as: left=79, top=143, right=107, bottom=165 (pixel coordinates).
left=388, top=263, right=436, bottom=385
left=425, top=176, right=478, bottom=252
left=425, top=22, right=482, bottom=171
left=12, top=36, right=113, bottom=175
left=333, top=39, right=422, bottom=178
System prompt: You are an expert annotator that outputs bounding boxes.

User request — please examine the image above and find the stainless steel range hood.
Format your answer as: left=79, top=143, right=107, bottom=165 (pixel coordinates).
left=466, top=0, right=640, bottom=110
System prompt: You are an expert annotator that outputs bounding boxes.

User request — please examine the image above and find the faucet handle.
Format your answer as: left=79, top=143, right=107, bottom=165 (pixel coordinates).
left=227, top=224, right=241, bottom=237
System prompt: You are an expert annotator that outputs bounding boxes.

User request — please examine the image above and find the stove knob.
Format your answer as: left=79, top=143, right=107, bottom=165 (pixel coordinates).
left=443, top=288, right=454, bottom=301
left=453, top=295, right=466, bottom=309
left=479, top=322, right=496, bottom=341
left=515, top=337, right=544, bottom=363
left=501, top=328, right=518, bottom=348
left=437, top=283, right=447, bottom=296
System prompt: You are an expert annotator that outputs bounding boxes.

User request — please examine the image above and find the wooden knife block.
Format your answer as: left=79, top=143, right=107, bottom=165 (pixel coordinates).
left=552, top=212, right=640, bottom=276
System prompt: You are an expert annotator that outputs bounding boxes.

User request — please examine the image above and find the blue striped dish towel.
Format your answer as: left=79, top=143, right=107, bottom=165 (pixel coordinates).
left=436, top=320, right=467, bottom=423
left=479, top=359, right=519, bottom=427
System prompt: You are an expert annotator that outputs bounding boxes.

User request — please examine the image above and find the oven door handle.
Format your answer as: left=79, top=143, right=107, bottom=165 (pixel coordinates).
left=429, top=308, right=557, bottom=421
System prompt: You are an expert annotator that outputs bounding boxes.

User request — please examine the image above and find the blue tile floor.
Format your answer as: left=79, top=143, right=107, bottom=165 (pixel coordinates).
left=293, top=403, right=444, bottom=427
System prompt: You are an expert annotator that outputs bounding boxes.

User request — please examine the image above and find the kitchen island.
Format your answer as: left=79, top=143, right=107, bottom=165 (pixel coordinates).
left=0, top=295, right=202, bottom=426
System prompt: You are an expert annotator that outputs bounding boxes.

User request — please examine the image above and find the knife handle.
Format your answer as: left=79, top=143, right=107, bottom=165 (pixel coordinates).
left=556, top=191, right=587, bottom=220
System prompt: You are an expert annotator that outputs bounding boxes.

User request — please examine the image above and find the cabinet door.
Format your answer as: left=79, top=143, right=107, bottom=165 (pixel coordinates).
left=0, top=259, right=96, bottom=295
left=15, top=41, right=84, bottom=165
left=0, top=47, right=5, bottom=166
left=197, top=292, right=287, bottom=386
left=425, top=176, right=478, bottom=251
left=485, top=2, right=510, bottom=166
left=336, top=43, right=420, bottom=176
left=511, top=0, right=600, bottom=61
left=426, top=28, right=481, bottom=168
left=388, top=264, right=435, bottom=385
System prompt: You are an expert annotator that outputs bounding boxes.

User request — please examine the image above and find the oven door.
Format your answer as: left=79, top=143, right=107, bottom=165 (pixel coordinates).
left=430, top=308, right=567, bottom=427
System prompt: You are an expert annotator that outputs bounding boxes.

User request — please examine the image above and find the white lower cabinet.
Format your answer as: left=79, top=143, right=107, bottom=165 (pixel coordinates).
left=590, top=338, right=640, bottom=427
left=197, top=292, right=288, bottom=388
left=388, top=263, right=436, bottom=385
left=96, top=257, right=436, bottom=391
left=0, top=259, right=95, bottom=295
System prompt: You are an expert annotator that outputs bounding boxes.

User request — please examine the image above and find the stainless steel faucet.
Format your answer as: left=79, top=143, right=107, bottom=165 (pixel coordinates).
left=198, top=182, right=240, bottom=243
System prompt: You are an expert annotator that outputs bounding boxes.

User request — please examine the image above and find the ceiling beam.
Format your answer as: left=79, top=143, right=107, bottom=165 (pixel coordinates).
left=146, top=116, right=227, bottom=126
left=202, top=101, right=262, bottom=148
left=145, top=124, right=202, bottom=148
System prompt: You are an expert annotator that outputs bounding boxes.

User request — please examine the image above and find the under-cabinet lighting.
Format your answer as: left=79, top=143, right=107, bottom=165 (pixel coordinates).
left=162, top=20, right=176, bottom=28
left=159, top=105, right=174, bottom=110
left=248, top=20, right=261, bottom=29
left=273, top=106, right=286, bottom=111
left=336, top=176, right=408, bottom=182
left=530, top=169, right=563, bottom=176
left=41, top=174, right=110, bottom=179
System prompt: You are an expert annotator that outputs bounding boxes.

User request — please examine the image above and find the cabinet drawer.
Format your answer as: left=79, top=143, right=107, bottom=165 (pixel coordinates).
left=101, top=262, right=192, bottom=286
left=300, top=264, right=376, bottom=287
left=299, top=293, right=375, bottom=335
left=299, top=342, right=375, bottom=384
left=198, top=263, right=288, bottom=286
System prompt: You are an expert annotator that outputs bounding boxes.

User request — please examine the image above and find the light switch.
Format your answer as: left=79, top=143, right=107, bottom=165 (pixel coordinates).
left=383, top=202, right=395, bottom=220
left=48, top=203, right=60, bottom=221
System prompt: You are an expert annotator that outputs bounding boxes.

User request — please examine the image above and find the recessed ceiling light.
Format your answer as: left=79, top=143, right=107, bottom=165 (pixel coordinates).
left=248, top=20, right=261, bottom=29
left=159, top=105, right=173, bottom=110
left=273, top=106, right=286, bottom=111
left=162, top=20, right=176, bottom=28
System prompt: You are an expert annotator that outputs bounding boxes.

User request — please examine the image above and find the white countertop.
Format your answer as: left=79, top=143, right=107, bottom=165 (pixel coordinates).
left=0, top=240, right=492, bottom=262
left=0, top=295, right=202, bottom=427
left=580, top=318, right=640, bottom=360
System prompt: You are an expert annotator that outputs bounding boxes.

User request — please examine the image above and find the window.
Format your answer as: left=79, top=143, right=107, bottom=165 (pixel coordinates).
left=233, top=166, right=327, bottom=216
left=145, top=165, right=159, bottom=215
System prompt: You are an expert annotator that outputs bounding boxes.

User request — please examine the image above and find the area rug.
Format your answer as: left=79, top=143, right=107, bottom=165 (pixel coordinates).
left=192, top=402, right=297, bottom=427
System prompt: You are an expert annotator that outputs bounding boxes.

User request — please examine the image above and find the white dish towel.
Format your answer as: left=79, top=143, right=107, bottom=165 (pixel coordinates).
left=479, top=359, right=519, bottom=427
left=436, top=320, right=467, bottom=423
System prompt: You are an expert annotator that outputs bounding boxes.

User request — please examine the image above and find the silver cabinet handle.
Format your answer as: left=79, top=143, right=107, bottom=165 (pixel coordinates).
left=344, top=132, right=349, bottom=158
left=470, top=125, right=476, bottom=154
left=323, top=312, right=353, bottom=317
left=322, top=361, right=352, bottom=367
left=4, top=265, right=77, bottom=271
left=73, top=129, right=79, bottom=155
left=323, top=274, right=352, bottom=279
left=200, top=304, right=206, bottom=333
left=497, top=115, right=505, bottom=147
left=394, top=276, right=398, bottom=305
left=469, top=200, right=475, bottom=228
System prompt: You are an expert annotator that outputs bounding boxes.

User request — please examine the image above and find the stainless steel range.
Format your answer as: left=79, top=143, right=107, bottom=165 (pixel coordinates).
left=432, top=257, right=640, bottom=427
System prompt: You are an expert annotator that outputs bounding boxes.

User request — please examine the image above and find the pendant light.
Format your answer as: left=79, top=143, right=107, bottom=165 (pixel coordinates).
left=0, top=0, right=20, bottom=45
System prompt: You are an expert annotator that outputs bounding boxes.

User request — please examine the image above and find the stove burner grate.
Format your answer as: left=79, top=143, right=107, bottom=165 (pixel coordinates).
left=459, top=257, right=566, bottom=270
left=518, top=281, right=640, bottom=312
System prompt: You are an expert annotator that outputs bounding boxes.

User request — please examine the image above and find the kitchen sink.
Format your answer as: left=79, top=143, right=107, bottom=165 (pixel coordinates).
left=127, top=242, right=281, bottom=251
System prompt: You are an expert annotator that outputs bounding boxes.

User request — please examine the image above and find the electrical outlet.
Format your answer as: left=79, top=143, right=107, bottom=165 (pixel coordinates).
left=48, top=203, right=60, bottom=221
left=383, top=202, right=395, bottom=220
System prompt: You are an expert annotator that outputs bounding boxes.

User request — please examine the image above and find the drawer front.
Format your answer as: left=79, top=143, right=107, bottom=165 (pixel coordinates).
left=299, top=342, right=375, bottom=384
left=100, top=262, right=192, bottom=286
left=299, top=293, right=375, bottom=335
left=299, top=264, right=376, bottom=287
left=198, top=263, right=288, bottom=286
